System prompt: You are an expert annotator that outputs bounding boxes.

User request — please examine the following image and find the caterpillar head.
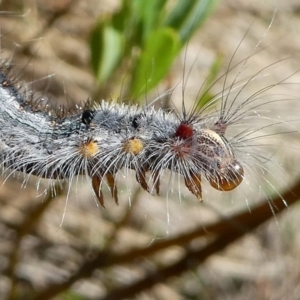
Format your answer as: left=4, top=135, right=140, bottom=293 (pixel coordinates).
left=174, top=125, right=244, bottom=200
left=197, top=128, right=244, bottom=193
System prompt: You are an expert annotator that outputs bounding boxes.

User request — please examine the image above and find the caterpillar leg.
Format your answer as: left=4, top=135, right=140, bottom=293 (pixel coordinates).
left=136, top=169, right=150, bottom=193
left=106, top=173, right=119, bottom=205
left=184, top=172, right=202, bottom=202
left=91, top=175, right=105, bottom=208
left=152, top=171, right=160, bottom=195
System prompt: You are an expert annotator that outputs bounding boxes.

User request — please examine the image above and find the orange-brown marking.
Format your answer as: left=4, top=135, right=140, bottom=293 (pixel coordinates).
left=123, top=138, right=144, bottom=155
left=79, top=140, right=98, bottom=158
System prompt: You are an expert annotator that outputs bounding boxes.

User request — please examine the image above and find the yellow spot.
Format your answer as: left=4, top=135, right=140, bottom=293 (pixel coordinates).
left=123, top=138, right=143, bottom=155
left=79, top=140, right=98, bottom=158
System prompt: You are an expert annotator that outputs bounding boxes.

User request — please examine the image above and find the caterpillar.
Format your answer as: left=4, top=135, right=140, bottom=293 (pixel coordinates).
left=0, top=60, right=245, bottom=208
left=0, top=2, right=298, bottom=212
left=1, top=3, right=300, bottom=300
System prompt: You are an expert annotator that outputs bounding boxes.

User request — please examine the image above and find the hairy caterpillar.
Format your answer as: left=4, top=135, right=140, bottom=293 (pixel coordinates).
left=0, top=61, right=245, bottom=208
left=2, top=2, right=300, bottom=300
left=0, top=1, right=298, bottom=213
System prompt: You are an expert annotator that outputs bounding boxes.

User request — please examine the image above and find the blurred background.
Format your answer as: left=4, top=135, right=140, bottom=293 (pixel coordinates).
left=1, top=0, right=300, bottom=299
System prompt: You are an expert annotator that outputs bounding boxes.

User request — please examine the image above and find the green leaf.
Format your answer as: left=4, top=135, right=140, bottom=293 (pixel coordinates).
left=90, top=22, right=125, bottom=84
left=165, top=0, right=219, bottom=43
left=130, top=27, right=181, bottom=98
left=132, top=0, right=168, bottom=42
left=111, top=0, right=141, bottom=48
left=164, top=0, right=195, bottom=30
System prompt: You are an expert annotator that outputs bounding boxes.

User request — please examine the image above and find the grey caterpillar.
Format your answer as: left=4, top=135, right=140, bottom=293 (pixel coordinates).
left=0, top=62, right=245, bottom=208
left=0, top=2, right=298, bottom=213
left=1, top=3, right=300, bottom=299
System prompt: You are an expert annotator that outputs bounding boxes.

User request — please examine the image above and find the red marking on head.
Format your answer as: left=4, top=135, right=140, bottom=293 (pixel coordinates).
left=175, top=122, right=193, bottom=139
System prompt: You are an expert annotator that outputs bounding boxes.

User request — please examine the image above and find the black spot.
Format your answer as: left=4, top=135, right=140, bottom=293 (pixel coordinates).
left=82, top=109, right=95, bottom=125
left=132, top=117, right=139, bottom=129
left=132, top=114, right=142, bottom=129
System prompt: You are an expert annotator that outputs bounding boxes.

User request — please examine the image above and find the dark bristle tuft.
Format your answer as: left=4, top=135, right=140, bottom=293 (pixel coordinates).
left=81, top=109, right=95, bottom=125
